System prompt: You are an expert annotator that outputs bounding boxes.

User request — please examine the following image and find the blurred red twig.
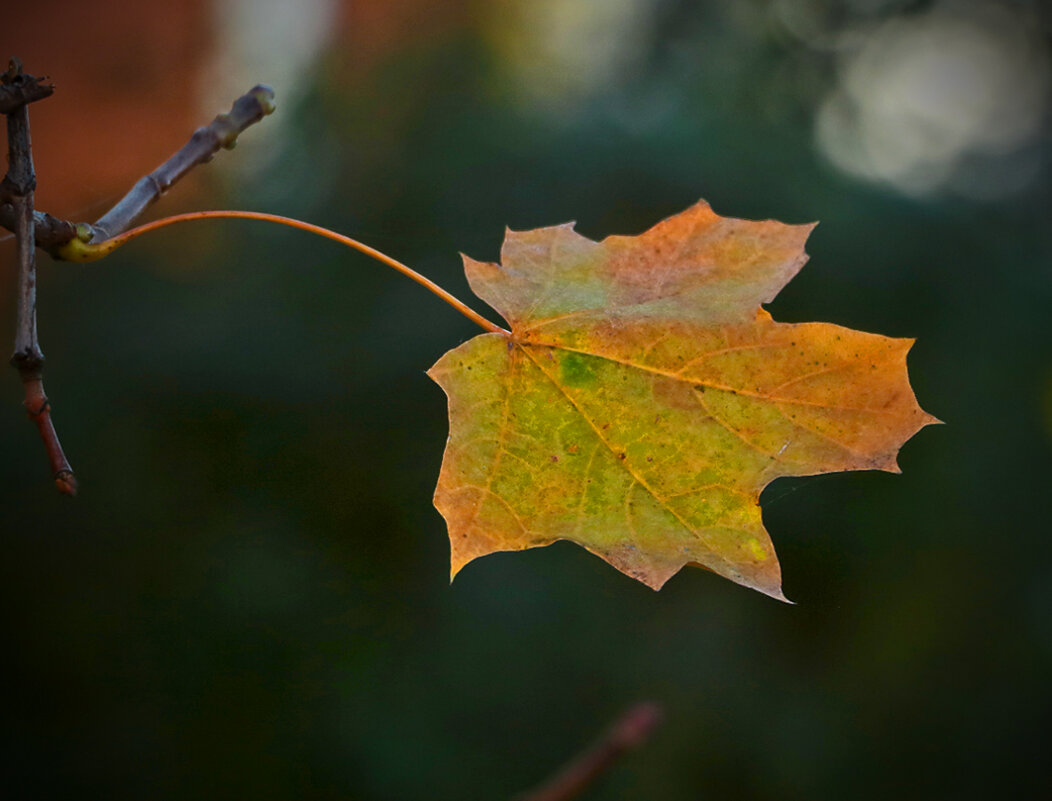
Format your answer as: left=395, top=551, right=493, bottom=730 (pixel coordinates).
left=515, top=702, right=663, bottom=801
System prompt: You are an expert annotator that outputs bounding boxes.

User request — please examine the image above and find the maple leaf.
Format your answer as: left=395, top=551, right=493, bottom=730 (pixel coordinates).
left=427, top=201, right=936, bottom=599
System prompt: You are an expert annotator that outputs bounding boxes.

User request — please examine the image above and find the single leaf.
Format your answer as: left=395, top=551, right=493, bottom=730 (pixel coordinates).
left=428, top=201, right=936, bottom=599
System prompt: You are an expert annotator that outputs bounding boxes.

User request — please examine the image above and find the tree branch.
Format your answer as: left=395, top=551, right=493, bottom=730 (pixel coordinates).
left=0, top=83, right=275, bottom=256
left=3, top=58, right=75, bottom=495
left=2, top=59, right=273, bottom=494
left=514, top=703, right=663, bottom=801
left=90, top=84, right=275, bottom=241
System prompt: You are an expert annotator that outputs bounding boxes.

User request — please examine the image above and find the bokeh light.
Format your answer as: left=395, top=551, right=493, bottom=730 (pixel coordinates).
left=815, top=1, right=1049, bottom=198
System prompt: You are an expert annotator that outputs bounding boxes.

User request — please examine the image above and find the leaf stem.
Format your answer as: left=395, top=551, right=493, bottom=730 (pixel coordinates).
left=61, top=210, right=509, bottom=335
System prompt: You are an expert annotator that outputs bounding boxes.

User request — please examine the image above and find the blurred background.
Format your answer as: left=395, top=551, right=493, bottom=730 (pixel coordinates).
left=2, top=1, right=1050, bottom=798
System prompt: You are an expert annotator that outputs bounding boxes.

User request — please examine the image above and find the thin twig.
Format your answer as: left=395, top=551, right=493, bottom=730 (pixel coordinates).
left=0, top=84, right=276, bottom=255
left=514, top=703, right=663, bottom=801
left=3, top=58, right=75, bottom=495
left=90, top=85, right=275, bottom=241
left=0, top=199, right=78, bottom=254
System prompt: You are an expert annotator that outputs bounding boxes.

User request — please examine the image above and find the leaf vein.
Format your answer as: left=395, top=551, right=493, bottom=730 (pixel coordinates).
left=518, top=344, right=740, bottom=577
left=530, top=341, right=893, bottom=413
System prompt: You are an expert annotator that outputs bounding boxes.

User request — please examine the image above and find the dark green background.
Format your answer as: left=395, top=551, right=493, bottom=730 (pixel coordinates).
left=3, top=2, right=1050, bottom=799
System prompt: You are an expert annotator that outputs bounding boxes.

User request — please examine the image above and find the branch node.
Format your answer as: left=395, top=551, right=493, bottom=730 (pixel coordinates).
left=248, top=84, right=277, bottom=116
left=0, top=57, right=54, bottom=114
left=10, top=348, right=45, bottom=375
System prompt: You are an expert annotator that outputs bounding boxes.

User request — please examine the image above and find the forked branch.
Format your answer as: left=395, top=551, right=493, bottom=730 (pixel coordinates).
left=0, top=80, right=275, bottom=255
left=2, top=58, right=275, bottom=493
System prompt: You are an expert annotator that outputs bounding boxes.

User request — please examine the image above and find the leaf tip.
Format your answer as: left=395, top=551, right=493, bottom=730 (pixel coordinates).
left=449, top=555, right=468, bottom=585
left=739, top=574, right=792, bottom=603
left=640, top=572, right=673, bottom=592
